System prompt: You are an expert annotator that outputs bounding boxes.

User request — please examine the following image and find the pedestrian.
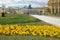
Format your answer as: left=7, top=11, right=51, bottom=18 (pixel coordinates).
left=2, top=12, right=5, bottom=17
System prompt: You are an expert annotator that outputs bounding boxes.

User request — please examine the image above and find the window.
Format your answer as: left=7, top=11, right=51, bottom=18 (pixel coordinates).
left=51, top=5, right=54, bottom=13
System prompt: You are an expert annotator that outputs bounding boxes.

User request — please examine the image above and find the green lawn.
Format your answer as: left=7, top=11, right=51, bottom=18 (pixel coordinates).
left=45, top=14, right=60, bottom=17
left=0, top=35, right=60, bottom=40
left=0, top=14, right=49, bottom=25
left=0, top=14, right=59, bottom=40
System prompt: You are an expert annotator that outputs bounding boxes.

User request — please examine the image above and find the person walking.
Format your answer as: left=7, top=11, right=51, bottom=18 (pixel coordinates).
left=2, top=12, right=5, bottom=17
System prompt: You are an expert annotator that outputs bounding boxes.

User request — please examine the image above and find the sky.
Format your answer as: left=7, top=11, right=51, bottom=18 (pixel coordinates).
left=0, top=0, right=49, bottom=8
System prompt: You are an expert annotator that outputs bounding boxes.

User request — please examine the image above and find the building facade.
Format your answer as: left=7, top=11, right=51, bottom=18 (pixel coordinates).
left=48, top=0, right=60, bottom=14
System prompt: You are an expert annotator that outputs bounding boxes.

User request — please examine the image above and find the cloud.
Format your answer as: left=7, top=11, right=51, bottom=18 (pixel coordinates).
left=0, top=0, right=49, bottom=7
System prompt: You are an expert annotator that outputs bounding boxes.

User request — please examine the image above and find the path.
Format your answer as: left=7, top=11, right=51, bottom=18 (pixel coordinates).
left=31, top=15, right=60, bottom=27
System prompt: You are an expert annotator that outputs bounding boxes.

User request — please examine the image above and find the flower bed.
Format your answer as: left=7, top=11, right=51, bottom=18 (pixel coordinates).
left=0, top=24, right=60, bottom=38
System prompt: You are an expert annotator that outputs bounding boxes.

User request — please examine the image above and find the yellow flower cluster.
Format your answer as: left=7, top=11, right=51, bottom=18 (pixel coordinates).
left=0, top=24, right=60, bottom=38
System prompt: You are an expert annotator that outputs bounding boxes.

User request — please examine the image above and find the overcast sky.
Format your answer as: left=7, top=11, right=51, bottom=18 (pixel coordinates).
left=0, top=0, right=49, bottom=7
